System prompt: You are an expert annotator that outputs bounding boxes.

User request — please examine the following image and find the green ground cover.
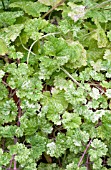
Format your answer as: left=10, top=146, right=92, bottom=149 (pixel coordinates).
left=1, top=0, right=111, bottom=169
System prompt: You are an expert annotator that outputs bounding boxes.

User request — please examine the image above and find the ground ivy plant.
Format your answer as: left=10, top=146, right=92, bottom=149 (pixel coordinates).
left=1, top=0, right=111, bottom=169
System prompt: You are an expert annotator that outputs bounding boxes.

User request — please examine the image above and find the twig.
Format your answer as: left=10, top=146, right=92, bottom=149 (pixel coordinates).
left=61, top=67, right=81, bottom=87
left=27, top=32, right=60, bottom=64
left=89, top=82, right=105, bottom=94
left=86, top=154, right=92, bottom=170
left=2, top=80, right=9, bottom=87
left=42, top=0, right=66, bottom=19
left=14, top=159, right=17, bottom=170
left=78, top=139, right=92, bottom=167
left=86, top=155, right=89, bottom=170
left=19, top=36, right=36, bottom=56
left=9, top=90, right=17, bottom=98
left=16, top=98, right=22, bottom=127
left=13, top=138, right=17, bottom=170
left=8, top=155, right=15, bottom=170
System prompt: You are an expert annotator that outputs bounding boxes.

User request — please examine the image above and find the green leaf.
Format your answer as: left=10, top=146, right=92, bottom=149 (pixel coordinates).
left=0, top=125, right=17, bottom=138
left=47, top=133, right=67, bottom=158
left=59, top=18, right=80, bottom=35
left=24, top=18, right=48, bottom=40
left=39, top=55, right=69, bottom=80
left=37, top=163, right=63, bottom=170
left=105, top=89, right=111, bottom=98
left=0, top=70, right=5, bottom=81
left=65, top=40, right=87, bottom=69
left=0, top=11, right=24, bottom=28
left=89, top=139, right=108, bottom=161
left=103, top=49, right=111, bottom=60
left=62, top=111, right=81, bottom=130
left=20, top=115, right=38, bottom=135
left=0, top=99, right=18, bottom=124
left=97, top=111, right=111, bottom=139
left=90, top=59, right=103, bottom=72
left=66, top=129, right=89, bottom=153
left=68, top=2, right=86, bottom=22
left=41, top=90, right=68, bottom=124
left=100, top=80, right=111, bottom=89
left=0, top=151, right=12, bottom=166
left=0, top=83, right=8, bottom=100
left=43, top=36, right=69, bottom=57
left=0, top=38, right=8, bottom=55
left=38, top=0, right=63, bottom=6
left=0, top=24, right=24, bottom=44
left=8, top=143, right=36, bottom=168
left=107, top=158, right=111, bottom=166
left=26, top=134, right=47, bottom=159
left=86, top=9, right=111, bottom=23
left=54, top=76, right=73, bottom=90
left=64, top=85, right=87, bottom=106
left=89, top=87, right=100, bottom=100
left=8, top=46, right=23, bottom=59
left=93, top=158, right=102, bottom=169
left=10, top=1, right=49, bottom=17
left=0, top=0, right=111, bottom=169
left=92, top=21, right=108, bottom=48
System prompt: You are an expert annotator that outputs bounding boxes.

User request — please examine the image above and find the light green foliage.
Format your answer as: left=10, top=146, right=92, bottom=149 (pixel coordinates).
left=88, top=139, right=108, bottom=169
left=8, top=142, right=37, bottom=169
left=62, top=111, right=81, bottom=129
left=20, top=115, right=38, bottom=135
left=43, top=36, right=69, bottom=57
left=0, top=11, right=24, bottom=28
left=24, top=18, right=48, bottom=40
left=93, top=21, right=108, bottom=48
left=26, top=133, right=47, bottom=159
left=97, top=112, right=111, bottom=139
left=0, top=38, right=8, bottom=55
left=0, top=151, right=12, bottom=166
left=8, top=46, right=23, bottom=59
left=65, top=162, right=87, bottom=170
left=0, top=83, right=8, bottom=99
left=0, top=70, right=5, bottom=81
left=66, top=129, right=89, bottom=153
left=0, top=24, right=24, bottom=44
left=0, top=125, right=18, bottom=138
left=38, top=0, right=62, bottom=6
left=66, top=40, right=87, bottom=69
left=0, top=0, right=111, bottom=169
left=41, top=89, right=68, bottom=124
left=47, top=133, right=67, bottom=157
left=39, top=55, right=69, bottom=79
left=59, top=18, right=80, bottom=35
left=89, top=139, right=108, bottom=161
left=0, top=99, right=18, bottom=124
left=9, top=1, right=49, bottom=17
left=67, top=2, right=86, bottom=22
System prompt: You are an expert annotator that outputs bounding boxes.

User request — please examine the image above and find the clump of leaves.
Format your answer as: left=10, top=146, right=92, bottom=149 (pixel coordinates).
left=0, top=0, right=111, bottom=169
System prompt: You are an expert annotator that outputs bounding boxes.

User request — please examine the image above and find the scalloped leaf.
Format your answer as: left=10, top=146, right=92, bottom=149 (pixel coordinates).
left=0, top=11, right=24, bottom=28
left=10, top=1, right=49, bottom=17
left=0, top=24, right=24, bottom=44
